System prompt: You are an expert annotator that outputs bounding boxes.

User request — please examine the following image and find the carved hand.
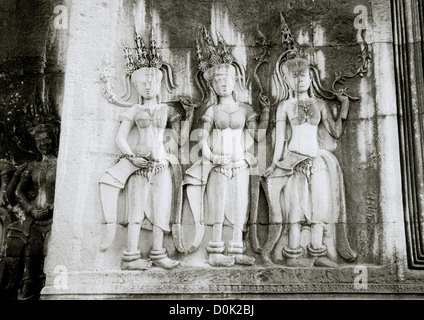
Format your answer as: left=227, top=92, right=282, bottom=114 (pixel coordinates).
left=128, top=156, right=149, bottom=169
left=14, top=163, right=28, bottom=176
left=336, top=92, right=350, bottom=120
left=263, top=163, right=277, bottom=178
left=30, top=206, right=52, bottom=220
left=259, top=94, right=271, bottom=112
left=180, top=97, right=197, bottom=118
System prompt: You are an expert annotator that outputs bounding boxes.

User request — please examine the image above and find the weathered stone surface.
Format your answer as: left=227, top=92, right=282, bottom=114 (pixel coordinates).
left=19, top=0, right=419, bottom=298
left=42, top=264, right=419, bottom=299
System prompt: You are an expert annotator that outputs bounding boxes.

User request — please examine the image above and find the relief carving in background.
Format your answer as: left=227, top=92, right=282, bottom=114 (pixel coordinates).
left=0, top=90, right=60, bottom=300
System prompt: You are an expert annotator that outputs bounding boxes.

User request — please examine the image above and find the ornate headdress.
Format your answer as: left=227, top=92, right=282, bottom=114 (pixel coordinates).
left=8, top=85, right=62, bottom=156
left=195, top=27, right=246, bottom=102
left=272, top=13, right=370, bottom=104
left=271, top=14, right=308, bottom=103
left=25, top=88, right=60, bottom=138
left=123, top=28, right=164, bottom=74
left=120, top=29, right=176, bottom=101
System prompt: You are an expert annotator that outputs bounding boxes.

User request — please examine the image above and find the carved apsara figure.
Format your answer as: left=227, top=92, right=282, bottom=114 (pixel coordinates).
left=180, top=29, right=270, bottom=267
left=98, top=30, right=194, bottom=270
left=0, top=107, right=59, bottom=300
left=262, top=15, right=357, bottom=267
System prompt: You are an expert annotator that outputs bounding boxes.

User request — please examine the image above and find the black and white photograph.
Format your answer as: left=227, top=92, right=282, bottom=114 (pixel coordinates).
left=0, top=0, right=423, bottom=308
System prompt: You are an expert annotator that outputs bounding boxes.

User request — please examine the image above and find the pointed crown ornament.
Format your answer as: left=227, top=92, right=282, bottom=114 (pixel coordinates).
left=97, top=28, right=177, bottom=107
left=196, top=27, right=234, bottom=73
left=8, top=85, right=62, bottom=156
left=123, top=28, right=163, bottom=75
left=272, top=13, right=369, bottom=104
left=277, top=13, right=299, bottom=66
left=194, top=27, right=246, bottom=101
left=25, top=87, right=61, bottom=139
left=122, top=28, right=169, bottom=89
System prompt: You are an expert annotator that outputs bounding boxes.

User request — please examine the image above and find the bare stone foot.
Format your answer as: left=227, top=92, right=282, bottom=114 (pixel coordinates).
left=121, top=259, right=152, bottom=271
left=208, top=253, right=235, bottom=267
left=235, top=254, right=255, bottom=266
left=283, top=258, right=314, bottom=268
left=152, top=257, right=181, bottom=270
left=314, top=257, right=338, bottom=268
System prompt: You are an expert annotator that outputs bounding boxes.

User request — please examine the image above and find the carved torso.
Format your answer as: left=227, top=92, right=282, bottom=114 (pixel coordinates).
left=286, top=99, right=321, bottom=126
left=121, top=104, right=173, bottom=161
left=203, top=103, right=256, bottom=162
left=283, top=98, right=324, bottom=158
left=214, top=105, right=246, bottom=130
left=134, top=108, right=168, bottom=129
left=25, top=158, right=57, bottom=210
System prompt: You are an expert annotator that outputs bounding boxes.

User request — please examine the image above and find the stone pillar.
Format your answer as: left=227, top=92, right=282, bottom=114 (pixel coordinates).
left=392, top=0, right=424, bottom=270
left=42, top=0, right=131, bottom=281
left=369, top=0, right=407, bottom=277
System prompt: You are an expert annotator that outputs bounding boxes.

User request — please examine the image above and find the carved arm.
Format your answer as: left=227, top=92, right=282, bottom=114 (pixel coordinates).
left=178, top=99, right=196, bottom=147
left=199, top=118, right=230, bottom=165
left=245, top=95, right=270, bottom=143
left=321, top=94, right=350, bottom=139
left=15, top=170, right=32, bottom=214
left=5, top=164, right=27, bottom=205
left=115, top=120, right=136, bottom=156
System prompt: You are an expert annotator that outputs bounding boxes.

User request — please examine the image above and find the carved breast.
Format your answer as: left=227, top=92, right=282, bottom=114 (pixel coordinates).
left=214, top=107, right=246, bottom=130
left=30, top=161, right=57, bottom=206
left=134, top=106, right=167, bottom=129
left=289, top=101, right=321, bottom=127
left=32, top=162, right=55, bottom=185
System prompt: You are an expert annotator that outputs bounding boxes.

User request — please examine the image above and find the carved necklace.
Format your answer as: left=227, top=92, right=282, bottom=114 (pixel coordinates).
left=139, top=104, right=165, bottom=115
left=296, top=100, right=315, bottom=120
left=39, top=157, right=57, bottom=172
left=297, top=100, right=310, bottom=115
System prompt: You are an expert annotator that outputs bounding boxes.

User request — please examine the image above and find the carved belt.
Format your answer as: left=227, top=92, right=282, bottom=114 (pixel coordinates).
left=294, top=157, right=326, bottom=180
left=213, top=161, right=249, bottom=179
left=135, top=160, right=169, bottom=178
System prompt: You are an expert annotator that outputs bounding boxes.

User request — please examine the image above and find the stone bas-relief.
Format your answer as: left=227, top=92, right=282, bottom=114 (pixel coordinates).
left=182, top=28, right=270, bottom=267
left=261, top=16, right=358, bottom=268
left=97, top=14, right=367, bottom=272
left=44, top=0, right=424, bottom=299
left=0, top=100, right=60, bottom=300
left=98, top=31, right=195, bottom=270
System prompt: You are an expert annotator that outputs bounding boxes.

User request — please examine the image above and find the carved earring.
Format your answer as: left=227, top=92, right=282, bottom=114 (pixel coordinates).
left=232, top=90, right=238, bottom=102
left=308, top=76, right=315, bottom=98
left=308, top=85, right=314, bottom=98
